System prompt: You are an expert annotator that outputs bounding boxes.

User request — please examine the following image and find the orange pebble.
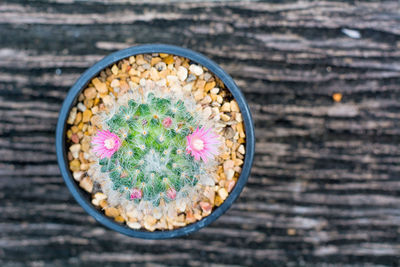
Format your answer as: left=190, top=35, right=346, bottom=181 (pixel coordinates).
left=333, top=93, right=342, bottom=102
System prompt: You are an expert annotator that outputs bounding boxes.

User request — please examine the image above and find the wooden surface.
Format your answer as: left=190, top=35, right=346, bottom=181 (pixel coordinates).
left=1, top=0, right=400, bottom=266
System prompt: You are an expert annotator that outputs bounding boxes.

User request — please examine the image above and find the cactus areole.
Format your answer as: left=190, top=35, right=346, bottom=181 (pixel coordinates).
left=56, top=44, right=255, bottom=239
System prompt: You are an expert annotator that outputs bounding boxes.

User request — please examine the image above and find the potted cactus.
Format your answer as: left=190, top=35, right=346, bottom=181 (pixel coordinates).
left=56, top=44, right=254, bottom=238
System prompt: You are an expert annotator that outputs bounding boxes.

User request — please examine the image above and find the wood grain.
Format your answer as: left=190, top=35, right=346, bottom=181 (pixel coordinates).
left=1, top=0, right=400, bottom=266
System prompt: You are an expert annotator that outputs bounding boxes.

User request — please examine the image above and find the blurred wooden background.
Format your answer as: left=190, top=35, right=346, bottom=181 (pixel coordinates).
left=1, top=0, right=400, bottom=266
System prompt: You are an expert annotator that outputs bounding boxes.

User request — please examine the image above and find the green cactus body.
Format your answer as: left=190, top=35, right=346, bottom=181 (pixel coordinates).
left=98, top=93, right=201, bottom=206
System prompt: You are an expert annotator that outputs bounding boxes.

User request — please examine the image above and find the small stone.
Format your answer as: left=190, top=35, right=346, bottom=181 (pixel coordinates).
left=79, top=176, right=93, bottom=193
left=91, top=198, right=99, bottom=206
left=67, top=107, right=77, bottom=125
left=126, top=209, right=138, bottom=221
left=153, top=208, right=163, bottom=220
left=81, top=136, right=91, bottom=152
left=203, top=107, right=212, bottom=119
left=69, top=143, right=81, bottom=154
left=204, top=72, right=212, bottom=81
left=84, top=87, right=97, bottom=100
left=189, top=64, right=204, bottom=76
left=187, top=74, right=197, bottom=83
left=142, top=63, right=151, bottom=70
left=127, top=221, right=141, bottom=229
left=227, top=180, right=236, bottom=192
left=235, top=159, right=244, bottom=166
left=167, top=75, right=179, bottom=85
left=120, top=80, right=129, bottom=92
left=204, top=81, right=215, bottom=92
left=82, top=109, right=92, bottom=123
left=102, top=95, right=113, bottom=106
left=214, top=195, right=223, bottom=206
left=73, top=171, right=84, bottom=181
left=230, top=100, right=240, bottom=112
left=220, top=113, right=230, bottom=122
left=203, top=187, right=215, bottom=205
left=129, top=56, right=135, bottom=64
left=90, top=115, right=102, bottom=127
left=110, top=79, right=120, bottom=88
left=91, top=106, right=99, bottom=114
left=183, top=82, right=194, bottom=92
left=144, top=215, right=157, bottom=231
left=200, top=95, right=212, bottom=105
left=71, top=134, right=79, bottom=144
left=150, top=67, right=160, bottom=81
left=238, top=144, right=245, bottom=155
left=163, top=55, right=174, bottom=65
left=194, top=90, right=203, bottom=101
left=99, top=199, right=108, bottom=209
left=92, top=78, right=108, bottom=94
left=225, top=169, right=235, bottom=180
left=185, top=210, right=196, bottom=224
left=199, top=202, right=212, bottom=214
left=195, top=80, right=206, bottom=90
left=237, top=122, right=245, bottom=138
left=155, top=62, right=167, bottom=72
left=223, top=160, right=234, bottom=172
left=115, top=216, right=125, bottom=223
left=218, top=188, right=228, bottom=201
left=77, top=103, right=86, bottom=112
left=216, top=95, right=223, bottom=104
left=210, top=88, right=219, bottom=95
left=236, top=113, right=243, bottom=122
left=94, top=192, right=107, bottom=201
left=136, top=55, right=147, bottom=65
left=111, top=64, right=119, bottom=75
left=220, top=102, right=231, bottom=112
left=151, top=57, right=162, bottom=66
left=177, top=66, right=188, bottom=81
left=176, top=199, right=186, bottom=213
left=105, top=207, right=119, bottom=218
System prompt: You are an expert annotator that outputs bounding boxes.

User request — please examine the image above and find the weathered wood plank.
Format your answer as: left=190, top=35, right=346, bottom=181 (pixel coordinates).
left=1, top=0, right=400, bottom=266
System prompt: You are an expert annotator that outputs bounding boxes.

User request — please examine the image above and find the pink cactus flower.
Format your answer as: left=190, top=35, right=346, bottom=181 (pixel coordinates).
left=130, top=188, right=142, bottom=200
left=91, top=130, right=121, bottom=159
left=166, top=187, right=176, bottom=200
left=162, top=117, right=172, bottom=128
left=186, top=127, right=220, bottom=163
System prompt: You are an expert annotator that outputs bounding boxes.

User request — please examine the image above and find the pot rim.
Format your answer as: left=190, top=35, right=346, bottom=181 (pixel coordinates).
left=56, top=44, right=255, bottom=239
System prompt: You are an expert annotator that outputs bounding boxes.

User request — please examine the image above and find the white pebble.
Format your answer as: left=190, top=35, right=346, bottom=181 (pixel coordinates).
left=110, top=79, right=120, bottom=88
left=238, top=145, right=245, bottom=155
left=167, top=75, right=179, bottom=85
left=225, top=169, right=235, bottom=180
left=183, top=82, right=194, bottom=92
left=189, top=64, right=204, bottom=76
left=177, top=66, right=188, bottom=81
left=73, top=171, right=84, bottom=181
left=69, top=144, right=81, bottom=154
left=210, top=88, right=219, bottom=94
left=77, top=103, right=86, bottom=112
left=127, top=221, right=141, bottom=229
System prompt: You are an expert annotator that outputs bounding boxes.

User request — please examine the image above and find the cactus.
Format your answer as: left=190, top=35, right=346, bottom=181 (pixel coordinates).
left=91, top=92, right=218, bottom=207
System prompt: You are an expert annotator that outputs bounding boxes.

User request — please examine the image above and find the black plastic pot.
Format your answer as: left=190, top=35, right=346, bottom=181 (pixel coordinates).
left=56, top=44, right=255, bottom=239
